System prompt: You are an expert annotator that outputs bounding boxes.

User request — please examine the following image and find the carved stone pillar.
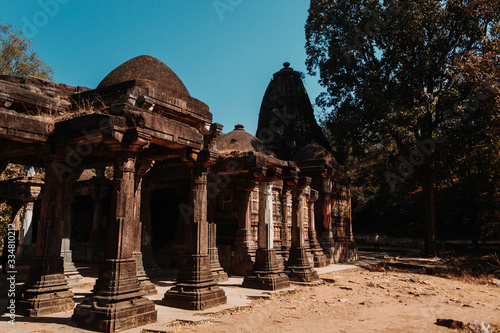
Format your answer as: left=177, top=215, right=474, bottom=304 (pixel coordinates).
left=133, top=160, right=157, bottom=295
left=232, top=185, right=257, bottom=276
left=17, top=162, right=81, bottom=316
left=280, top=186, right=291, bottom=257
left=15, top=167, right=40, bottom=266
left=61, top=179, right=84, bottom=287
left=87, top=190, right=106, bottom=262
left=162, top=167, right=227, bottom=310
left=73, top=145, right=157, bottom=332
left=307, top=189, right=329, bottom=267
left=140, top=183, right=161, bottom=276
left=285, top=178, right=319, bottom=282
left=16, top=201, right=34, bottom=266
left=209, top=222, right=228, bottom=282
left=320, top=177, right=335, bottom=259
left=242, top=182, right=290, bottom=290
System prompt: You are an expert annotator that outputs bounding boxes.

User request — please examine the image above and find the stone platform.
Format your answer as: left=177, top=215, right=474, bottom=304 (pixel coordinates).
left=0, top=254, right=379, bottom=333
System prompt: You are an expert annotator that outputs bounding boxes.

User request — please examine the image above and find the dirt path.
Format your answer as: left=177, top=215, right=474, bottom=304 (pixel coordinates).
left=171, top=268, right=500, bottom=333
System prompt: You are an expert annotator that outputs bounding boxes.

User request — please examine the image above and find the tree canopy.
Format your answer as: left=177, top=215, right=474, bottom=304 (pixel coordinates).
left=306, top=0, right=500, bottom=255
left=0, top=23, right=53, bottom=80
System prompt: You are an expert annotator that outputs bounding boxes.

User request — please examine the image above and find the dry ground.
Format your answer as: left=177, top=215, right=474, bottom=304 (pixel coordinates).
left=170, top=265, right=500, bottom=333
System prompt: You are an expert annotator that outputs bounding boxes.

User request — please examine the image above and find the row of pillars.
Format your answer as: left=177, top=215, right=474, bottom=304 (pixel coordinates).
left=242, top=177, right=323, bottom=290
left=10, top=156, right=327, bottom=332
left=14, top=137, right=228, bottom=331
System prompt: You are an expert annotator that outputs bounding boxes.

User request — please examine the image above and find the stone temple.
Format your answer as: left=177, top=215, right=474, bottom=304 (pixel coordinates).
left=0, top=56, right=357, bottom=332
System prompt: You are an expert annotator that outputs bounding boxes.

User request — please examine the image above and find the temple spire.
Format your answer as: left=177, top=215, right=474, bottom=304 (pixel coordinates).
left=256, top=62, right=331, bottom=160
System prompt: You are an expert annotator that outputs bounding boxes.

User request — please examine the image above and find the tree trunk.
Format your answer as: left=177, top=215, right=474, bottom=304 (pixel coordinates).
left=421, top=165, right=438, bottom=257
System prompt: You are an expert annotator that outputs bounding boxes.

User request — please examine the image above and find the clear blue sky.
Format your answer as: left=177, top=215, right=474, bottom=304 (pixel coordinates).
left=0, top=0, right=324, bottom=135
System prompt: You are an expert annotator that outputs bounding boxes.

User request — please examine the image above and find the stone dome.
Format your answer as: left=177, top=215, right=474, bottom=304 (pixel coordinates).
left=216, top=124, right=275, bottom=156
left=97, top=55, right=189, bottom=95
left=293, top=141, right=337, bottom=167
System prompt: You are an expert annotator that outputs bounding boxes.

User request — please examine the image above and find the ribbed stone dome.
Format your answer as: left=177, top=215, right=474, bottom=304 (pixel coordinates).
left=216, top=124, right=275, bottom=156
left=97, top=55, right=189, bottom=95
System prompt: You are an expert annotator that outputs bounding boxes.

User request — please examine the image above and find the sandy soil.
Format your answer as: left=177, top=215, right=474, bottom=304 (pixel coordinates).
left=171, top=268, right=500, bottom=333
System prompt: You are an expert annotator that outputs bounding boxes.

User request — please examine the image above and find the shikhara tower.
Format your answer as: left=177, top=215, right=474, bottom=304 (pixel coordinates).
left=256, top=62, right=331, bottom=161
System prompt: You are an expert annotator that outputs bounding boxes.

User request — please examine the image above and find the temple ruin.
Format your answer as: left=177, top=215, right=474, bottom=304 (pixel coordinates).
left=0, top=56, right=357, bottom=332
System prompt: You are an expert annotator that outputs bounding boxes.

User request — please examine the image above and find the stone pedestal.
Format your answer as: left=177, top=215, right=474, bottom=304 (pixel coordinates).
left=286, top=247, right=320, bottom=282
left=242, top=248, right=290, bottom=290
left=243, top=182, right=290, bottom=290
left=72, top=148, right=157, bottom=332
left=17, top=256, right=74, bottom=316
left=284, top=180, right=319, bottom=283
left=73, top=259, right=156, bottom=332
left=163, top=167, right=226, bottom=310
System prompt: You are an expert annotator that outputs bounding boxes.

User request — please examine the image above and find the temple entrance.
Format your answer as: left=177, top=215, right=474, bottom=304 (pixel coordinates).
left=150, top=188, right=183, bottom=268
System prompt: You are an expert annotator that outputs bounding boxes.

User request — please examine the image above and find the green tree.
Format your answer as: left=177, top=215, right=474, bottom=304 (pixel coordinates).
left=306, top=0, right=500, bottom=256
left=0, top=23, right=53, bottom=249
left=0, top=23, right=53, bottom=79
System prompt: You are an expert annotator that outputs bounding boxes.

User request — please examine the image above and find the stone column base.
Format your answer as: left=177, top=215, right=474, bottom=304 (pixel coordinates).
left=242, top=249, right=290, bottom=290
left=72, top=296, right=157, bottom=332
left=285, top=247, right=320, bottom=282
left=17, top=257, right=74, bottom=316
left=17, top=281, right=74, bottom=317
left=162, top=254, right=227, bottom=310
left=133, top=252, right=157, bottom=295
left=73, top=258, right=157, bottom=332
left=162, top=285, right=227, bottom=311
left=209, top=247, right=228, bottom=282
left=62, top=249, right=85, bottom=287
left=308, top=231, right=330, bottom=267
